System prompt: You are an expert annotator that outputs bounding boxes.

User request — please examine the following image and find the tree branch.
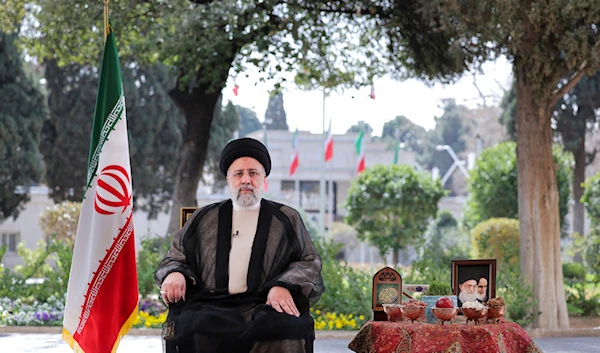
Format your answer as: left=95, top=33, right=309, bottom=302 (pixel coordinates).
left=549, top=61, right=588, bottom=110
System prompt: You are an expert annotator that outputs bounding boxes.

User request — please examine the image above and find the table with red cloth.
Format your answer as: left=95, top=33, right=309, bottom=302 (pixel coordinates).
left=348, top=320, right=542, bottom=353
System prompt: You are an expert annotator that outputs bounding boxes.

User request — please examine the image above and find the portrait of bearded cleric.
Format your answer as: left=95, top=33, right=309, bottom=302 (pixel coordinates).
left=452, top=260, right=496, bottom=308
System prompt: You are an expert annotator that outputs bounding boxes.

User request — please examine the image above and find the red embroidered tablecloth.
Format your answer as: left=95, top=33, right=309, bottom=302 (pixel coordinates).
left=348, top=321, right=542, bottom=353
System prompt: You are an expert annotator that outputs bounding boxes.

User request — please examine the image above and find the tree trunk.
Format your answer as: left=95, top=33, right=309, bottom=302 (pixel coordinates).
left=515, top=70, right=569, bottom=329
left=392, top=249, right=399, bottom=268
left=572, top=134, right=586, bottom=238
left=166, top=84, right=222, bottom=236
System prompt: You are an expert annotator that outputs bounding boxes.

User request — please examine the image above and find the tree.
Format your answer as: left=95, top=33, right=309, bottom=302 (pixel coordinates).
left=499, top=85, right=517, bottom=141
left=345, top=164, right=446, bottom=265
left=40, top=61, right=98, bottom=203
left=418, top=99, right=470, bottom=194
left=381, top=115, right=426, bottom=154
left=346, top=121, right=373, bottom=135
left=0, top=30, right=46, bottom=222
left=238, top=106, right=261, bottom=137
left=501, top=75, right=600, bottom=240
left=464, top=141, right=572, bottom=232
left=8, top=1, right=383, bottom=235
left=204, top=98, right=240, bottom=192
left=371, top=1, right=600, bottom=329
left=554, top=75, right=600, bottom=238
left=264, top=92, right=288, bottom=130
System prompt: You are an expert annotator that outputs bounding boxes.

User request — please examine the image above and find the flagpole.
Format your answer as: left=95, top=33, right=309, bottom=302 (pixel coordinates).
left=319, top=89, right=326, bottom=236
left=104, top=0, right=109, bottom=41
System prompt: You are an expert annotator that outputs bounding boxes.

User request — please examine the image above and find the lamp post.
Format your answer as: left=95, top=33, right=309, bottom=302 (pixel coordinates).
left=435, top=145, right=469, bottom=186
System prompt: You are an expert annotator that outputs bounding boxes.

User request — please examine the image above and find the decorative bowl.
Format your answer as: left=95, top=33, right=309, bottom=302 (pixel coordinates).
left=400, top=306, right=426, bottom=323
left=462, top=307, right=488, bottom=325
left=486, top=306, right=506, bottom=323
left=382, top=304, right=403, bottom=322
left=431, top=307, right=458, bottom=324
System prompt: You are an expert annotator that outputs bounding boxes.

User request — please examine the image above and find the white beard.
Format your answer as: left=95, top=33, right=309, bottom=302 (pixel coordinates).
left=458, top=291, right=479, bottom=305
left=230, top=185, right=263, bottom=207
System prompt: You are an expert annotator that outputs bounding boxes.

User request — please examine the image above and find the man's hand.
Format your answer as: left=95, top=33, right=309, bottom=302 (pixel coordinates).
left=266, top=286, right=299, bottom=317
left=160, top=272, right=186, bottom=304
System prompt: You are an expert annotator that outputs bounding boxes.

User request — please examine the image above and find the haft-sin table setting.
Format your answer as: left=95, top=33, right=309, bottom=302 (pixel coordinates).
left=348, top=266, right=543, bottom=353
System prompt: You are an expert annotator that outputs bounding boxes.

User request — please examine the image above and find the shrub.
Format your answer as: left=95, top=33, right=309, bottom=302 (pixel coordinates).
left=137, top=234, right=170, bottom=298
left=313, top=238, right=370, bottom=326
left=563, top=262, right=587, bottom=281
left=582, top=174, right=600, bottom=227
left=426, top=281, right=452, bottom=296
left=408, top=211, right=468, bottom=284
left=38, top=201, right=81, bottom=243
left=464, top=142, right=572, bottom=234
left=471, top=218, right=520, bottom=266
left=497, top=264, right=538, bottom=327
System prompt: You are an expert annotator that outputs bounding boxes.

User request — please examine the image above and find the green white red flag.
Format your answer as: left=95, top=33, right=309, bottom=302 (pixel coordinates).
left=289, top=129, right=299, bottom=176
left=62, top=22, right=138, bottom=353
left=324, top=120, right=333, bottom=162
left=355, top=129, right=365, bottom=174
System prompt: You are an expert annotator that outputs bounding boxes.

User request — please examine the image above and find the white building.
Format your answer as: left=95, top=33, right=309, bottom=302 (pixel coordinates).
left=196, top=129, right=416, bottom=228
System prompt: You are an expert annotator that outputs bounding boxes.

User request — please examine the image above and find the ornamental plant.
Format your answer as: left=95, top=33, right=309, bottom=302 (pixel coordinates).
left=345, top=164, right=446, bottom=265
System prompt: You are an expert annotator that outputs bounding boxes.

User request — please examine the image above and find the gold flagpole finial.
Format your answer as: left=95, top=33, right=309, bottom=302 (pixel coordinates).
left=104, top=0, right=110, bottom=41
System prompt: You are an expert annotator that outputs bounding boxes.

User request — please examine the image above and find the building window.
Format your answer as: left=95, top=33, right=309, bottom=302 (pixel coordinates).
left=281, top=180, right=337, bottom=214
left=1, top=233, right=19, bottom=252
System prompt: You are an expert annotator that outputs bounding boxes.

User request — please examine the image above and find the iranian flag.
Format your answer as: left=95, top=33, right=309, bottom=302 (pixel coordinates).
left=355, top=129, right=365, bottom=174
left=62, top=23, right=138, bottom=353
left=324, top=120, right=333, bottom=162
left=289, top=129, right=299, bottom=176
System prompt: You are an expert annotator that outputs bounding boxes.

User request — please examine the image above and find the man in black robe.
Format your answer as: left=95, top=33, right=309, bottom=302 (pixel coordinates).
left=155, top=137, right=325, bottom=353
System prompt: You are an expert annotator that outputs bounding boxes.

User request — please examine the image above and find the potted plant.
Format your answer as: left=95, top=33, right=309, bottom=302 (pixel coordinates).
left=422, top=281, right=457, bottom=323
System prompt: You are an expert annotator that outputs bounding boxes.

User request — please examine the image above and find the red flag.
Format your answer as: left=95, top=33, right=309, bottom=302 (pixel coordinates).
left=289, top=129, right=299, bottom=176
left=369, top=84, right=376, bottom=100
left=324, top=120, right=333, bottom=162
left=232, top=77, right=239, bottom=96
left=63, top=22, right=138, bottom=353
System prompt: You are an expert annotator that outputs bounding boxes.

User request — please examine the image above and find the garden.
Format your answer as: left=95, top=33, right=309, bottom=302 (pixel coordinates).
left=1, top=155, right=600, bottom=330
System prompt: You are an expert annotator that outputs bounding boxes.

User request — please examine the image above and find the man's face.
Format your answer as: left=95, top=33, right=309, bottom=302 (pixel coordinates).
left=460, top=279, right=477, bottom=295
left=477, top=278, right=488, bottom=296
left=459, top=279, right=478, bottom=303
left=226, top=157, right=266, bottom=207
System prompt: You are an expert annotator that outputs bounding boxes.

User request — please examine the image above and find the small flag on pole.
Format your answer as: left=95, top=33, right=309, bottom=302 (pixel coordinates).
left=62, top=20, right=138, bottom=353
left=289, top=129, right=299, bottom=176
left=324, top=119, right=333, bottom=162
left=369, top=84, right=376, bottom=100
left=355, top=129, right=365, bottom=174
left=232, top=77, right=239, bottom=96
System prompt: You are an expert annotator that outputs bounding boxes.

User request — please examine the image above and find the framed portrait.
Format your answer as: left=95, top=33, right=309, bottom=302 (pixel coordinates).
left=180, top=207, right=198, bottom=229
left=451, top=259, right=497, bottom=307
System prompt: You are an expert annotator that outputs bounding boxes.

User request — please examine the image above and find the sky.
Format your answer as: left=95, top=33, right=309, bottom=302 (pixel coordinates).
left=221, top=56, right=514, bottom=136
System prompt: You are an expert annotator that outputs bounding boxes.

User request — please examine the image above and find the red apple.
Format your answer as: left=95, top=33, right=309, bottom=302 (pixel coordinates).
left=435, top=297, right=454, bottom=308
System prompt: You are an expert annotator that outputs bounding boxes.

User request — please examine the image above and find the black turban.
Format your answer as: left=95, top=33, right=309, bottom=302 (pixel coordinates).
left=219, top=138, right=271, bottom=177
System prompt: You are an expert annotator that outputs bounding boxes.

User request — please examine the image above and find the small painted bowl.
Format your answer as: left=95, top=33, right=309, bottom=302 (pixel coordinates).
left=382, top=304, right=403, bottom=322
left=462, top=307, right=488, bottom=324
left=486, top=306, right=506, bottom=323
left=400, top=306, right=426, bottom=323
left=431, top=307, right=458, bottom=323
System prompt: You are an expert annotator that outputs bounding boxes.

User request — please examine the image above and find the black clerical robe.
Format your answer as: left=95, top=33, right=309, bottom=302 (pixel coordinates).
left=155, top=199, right=325, bottom=353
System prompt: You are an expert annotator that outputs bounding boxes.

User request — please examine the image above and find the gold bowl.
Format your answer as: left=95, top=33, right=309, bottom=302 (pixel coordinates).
left=400, top=306, right=426, bottom=323
left=431, top=307, right=458, bottom=324
left=486, top=306, right=506, bottom=323
left=382, top=304, right=403, bottom=322
left=462, top=307, right=488, bottom=325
